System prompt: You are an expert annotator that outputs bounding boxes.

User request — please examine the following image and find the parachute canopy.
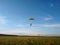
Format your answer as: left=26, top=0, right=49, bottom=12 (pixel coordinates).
left=28, top=18, right=35, bottom=20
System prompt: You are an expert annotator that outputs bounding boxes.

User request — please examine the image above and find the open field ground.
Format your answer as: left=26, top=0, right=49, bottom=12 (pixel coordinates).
left=0, top=36, right=60, bottom=45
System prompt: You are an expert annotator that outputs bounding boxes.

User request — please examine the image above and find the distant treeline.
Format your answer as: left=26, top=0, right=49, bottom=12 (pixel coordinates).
left=0, top=34, right=17, bottom=36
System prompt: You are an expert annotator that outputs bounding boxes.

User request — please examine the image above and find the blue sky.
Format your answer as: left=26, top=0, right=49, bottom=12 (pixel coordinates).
left=0, top=0, right=60, bottom=36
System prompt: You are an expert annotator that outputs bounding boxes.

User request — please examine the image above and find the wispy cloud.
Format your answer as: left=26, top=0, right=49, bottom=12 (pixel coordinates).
left=0, top=16, right=7, bottom=24
left=0, top=29, right=39, bottom=36
left=33, top=24, right=60, bottom=28
left=35, top=24, right=60, bottom=28
left=1, top=23, right=60, bottom=36
left=43, top=16, right=53, bottom=21
left=16, top=23, right=60, bottom=28
left=16, top=24, right=25, bottom=27
left=43, top=24, right=60, bottom=27
left=50, top=3, right=54, bottom=7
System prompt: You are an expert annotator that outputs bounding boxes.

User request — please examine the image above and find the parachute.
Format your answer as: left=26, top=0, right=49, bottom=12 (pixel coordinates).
left=28, top=18, right=35, bottom=27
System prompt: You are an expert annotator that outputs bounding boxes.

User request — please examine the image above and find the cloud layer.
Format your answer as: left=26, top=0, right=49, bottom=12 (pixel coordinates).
left=17, top=24, right=60, bottom=28
left=0, top=16, right=7, bottom=24
left=43, top=24, right=60, bottom=27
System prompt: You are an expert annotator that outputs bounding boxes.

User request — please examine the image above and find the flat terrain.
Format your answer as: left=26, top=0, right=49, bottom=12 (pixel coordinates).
left=0, top=36, right=60, bottom=45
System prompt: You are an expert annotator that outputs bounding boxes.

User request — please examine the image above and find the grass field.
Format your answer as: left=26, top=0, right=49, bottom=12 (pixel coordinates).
left=0, top=36, right=60, bottom=45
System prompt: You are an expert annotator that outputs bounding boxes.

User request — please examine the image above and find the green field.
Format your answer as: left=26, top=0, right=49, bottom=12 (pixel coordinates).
left=0, top=36, right=60, bottom=45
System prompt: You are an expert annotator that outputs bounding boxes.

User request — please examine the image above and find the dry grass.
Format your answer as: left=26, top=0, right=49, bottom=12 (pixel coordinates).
left=0, top=36, right=60, bottom=45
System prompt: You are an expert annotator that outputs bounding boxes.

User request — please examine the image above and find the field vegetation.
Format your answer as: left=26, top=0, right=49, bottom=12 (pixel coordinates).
left=0, top=36, right=60, bottom=45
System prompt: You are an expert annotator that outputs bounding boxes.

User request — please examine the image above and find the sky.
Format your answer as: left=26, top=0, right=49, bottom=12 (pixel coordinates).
left=0, top=0, right=60, bottom=36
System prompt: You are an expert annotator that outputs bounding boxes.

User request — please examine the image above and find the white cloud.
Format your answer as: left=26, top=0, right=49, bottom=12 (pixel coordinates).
left=0, top=16, right=7, bottom=24
left=16, top=23, right=60, bottom=28
left=0, top=29, right=39, bottom=36
left=0, top=23, right=60, bottom=36
left=43, top=24, right=60, bottom=27
left=43, top=16, right=53, bottom=21
left=0, top=29, right=60, bottom=36
left=16, top=24, right=28, bottom=27
left=16, top=24, right=23, bottom=27
left=33, top=24, right=60, bottom=28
